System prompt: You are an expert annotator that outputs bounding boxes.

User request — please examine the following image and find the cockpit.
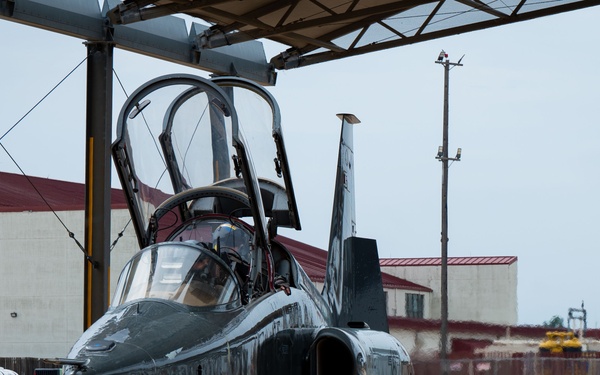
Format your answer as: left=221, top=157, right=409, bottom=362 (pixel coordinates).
left=167, top=216, right=254, bottom=287
left=112, top=215, right=263, bottom=309
left=111, top=241, right=241, bottom=309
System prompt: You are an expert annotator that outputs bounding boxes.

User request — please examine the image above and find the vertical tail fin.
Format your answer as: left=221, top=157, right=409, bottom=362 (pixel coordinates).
left=322, top=114, right=389, bottom=332
left=322, top=113, right=356, bottom=321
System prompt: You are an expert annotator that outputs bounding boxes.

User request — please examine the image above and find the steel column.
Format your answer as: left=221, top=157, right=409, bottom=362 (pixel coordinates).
left=83, top=40, right=114, bottom=330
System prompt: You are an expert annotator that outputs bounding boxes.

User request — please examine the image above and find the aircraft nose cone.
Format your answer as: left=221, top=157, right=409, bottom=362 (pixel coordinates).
left=65, top=300, right=234, bottom=374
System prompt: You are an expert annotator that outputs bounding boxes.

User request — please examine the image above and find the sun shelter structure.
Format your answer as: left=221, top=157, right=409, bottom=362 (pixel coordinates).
left=1, top=0, right=598, bottom=327
left=2, top=0, right=597, bottom=80
left=106, top=0, right=600, bottom=71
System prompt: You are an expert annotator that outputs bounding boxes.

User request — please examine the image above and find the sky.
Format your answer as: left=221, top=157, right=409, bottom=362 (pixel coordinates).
left=1, top=5, right=599, bottom=327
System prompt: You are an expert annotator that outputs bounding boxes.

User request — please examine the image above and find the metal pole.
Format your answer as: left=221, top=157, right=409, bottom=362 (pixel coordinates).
left=440, top=57, right=450, bottom=375
left=435, top=51, right=463, bottom=375
left=83, top=40, right=114, bottom=330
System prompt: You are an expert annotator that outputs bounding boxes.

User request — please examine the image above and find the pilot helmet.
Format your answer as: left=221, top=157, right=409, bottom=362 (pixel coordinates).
left=213, top=223, right=250, bottom=261
left=213, top=223, right=246, bottom=249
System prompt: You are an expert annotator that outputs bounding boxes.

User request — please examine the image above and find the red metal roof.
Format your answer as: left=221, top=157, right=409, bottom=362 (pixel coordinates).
left=274, top=235, right=328, bottom=281
left=0, top=171, right=128, bottom=212
left=380, top=256, right=517, bottom=267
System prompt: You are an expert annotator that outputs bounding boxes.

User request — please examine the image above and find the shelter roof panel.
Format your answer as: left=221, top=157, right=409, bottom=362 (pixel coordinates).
left=106, top=0, right=599, bottom=69
left=5, top=0, right=597, bottom=78
left=425, top=1, right=500, bottom=34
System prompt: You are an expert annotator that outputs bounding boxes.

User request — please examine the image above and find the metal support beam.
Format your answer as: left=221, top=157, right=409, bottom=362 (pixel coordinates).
left=84, top=40, right=114, bottom=330
left=0, top=0, right=275, bottom=85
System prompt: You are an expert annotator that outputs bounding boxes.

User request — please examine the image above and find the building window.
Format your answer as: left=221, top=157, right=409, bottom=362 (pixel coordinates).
left=406, top=293, right=424, bottom=319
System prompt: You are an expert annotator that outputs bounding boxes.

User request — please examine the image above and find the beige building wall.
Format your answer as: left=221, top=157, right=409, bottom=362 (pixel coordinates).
left=382, top=263, right=517, bottom=325
left=0, top=209, right=137, bottom=358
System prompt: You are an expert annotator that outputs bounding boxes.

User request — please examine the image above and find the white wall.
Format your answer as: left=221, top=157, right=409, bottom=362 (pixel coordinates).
left=391, top=326, right=440, bottom=359
left=383, top=263, right=517, bottom=325
left=391, top=325, right=505, bottom=360
left=0, top=209, right=138, bottom=358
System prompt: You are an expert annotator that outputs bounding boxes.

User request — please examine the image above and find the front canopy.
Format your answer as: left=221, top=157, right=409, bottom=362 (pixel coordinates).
left=111, top=242, right=241, bottom=309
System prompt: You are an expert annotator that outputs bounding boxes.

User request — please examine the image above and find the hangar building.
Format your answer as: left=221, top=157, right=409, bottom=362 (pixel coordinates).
left=0, top=172, right=517, bottom=359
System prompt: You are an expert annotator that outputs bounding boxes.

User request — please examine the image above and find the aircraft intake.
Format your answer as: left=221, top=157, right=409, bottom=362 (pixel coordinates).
left=309, top=327, right=412, bottom=375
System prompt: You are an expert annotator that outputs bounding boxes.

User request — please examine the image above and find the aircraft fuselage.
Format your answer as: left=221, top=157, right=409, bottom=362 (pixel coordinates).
left=67, top=284, right=328, bottom=374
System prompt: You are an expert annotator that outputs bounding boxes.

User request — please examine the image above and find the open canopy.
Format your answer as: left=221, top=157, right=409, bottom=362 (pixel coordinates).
left=112, top=74, right=300, bottom=249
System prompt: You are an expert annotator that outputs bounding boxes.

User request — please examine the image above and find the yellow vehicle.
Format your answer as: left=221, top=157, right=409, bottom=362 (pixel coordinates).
left=539, top=331, right=582, bottom=353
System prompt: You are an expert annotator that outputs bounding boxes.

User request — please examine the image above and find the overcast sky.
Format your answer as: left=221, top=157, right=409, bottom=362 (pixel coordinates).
left=1, top=6, right=599, bottom=327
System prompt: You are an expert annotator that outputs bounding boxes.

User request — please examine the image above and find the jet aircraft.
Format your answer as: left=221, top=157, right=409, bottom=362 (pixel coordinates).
left=56, top=74, right=412, bottom=374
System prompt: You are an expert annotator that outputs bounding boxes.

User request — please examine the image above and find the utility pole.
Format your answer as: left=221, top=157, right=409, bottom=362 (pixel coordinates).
left=435, top=50, right=463, bottom=375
